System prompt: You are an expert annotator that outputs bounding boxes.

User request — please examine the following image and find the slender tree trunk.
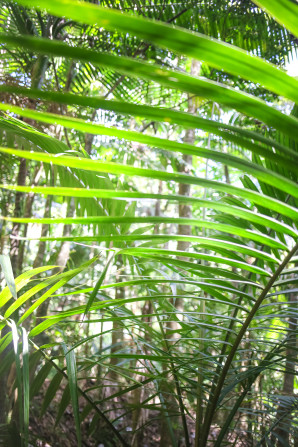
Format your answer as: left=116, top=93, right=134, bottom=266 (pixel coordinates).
left=29, top=194, right=53, bottom=345
left=131, top=183, right=163, bottom=446
left=56, top=198, right=75, bottom=270
left=109, top=255, right=124, bottom=383
left=84, top=110, right=97, bottom=155
left=0, top=185, right=11, bottom=255
left=33, top=195, right=51, bottom=269
left=274, top=292, right=297, bottom=447
left=17, top=165, right=43, bottom=273
left=55, top=99, right=96, bottom=270
left=172, top=59, right=200, bottom=324
left=10, top=158, right=27, bottom=277
left=160, top=59, right=200, bottom=447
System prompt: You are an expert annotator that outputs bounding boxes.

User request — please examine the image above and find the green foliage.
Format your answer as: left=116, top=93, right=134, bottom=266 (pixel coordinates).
left=0, top=0, right=297, bottom=446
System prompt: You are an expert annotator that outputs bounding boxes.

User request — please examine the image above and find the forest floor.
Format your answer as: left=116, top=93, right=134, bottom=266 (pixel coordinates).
left=29, top=380, right=250, bottom=447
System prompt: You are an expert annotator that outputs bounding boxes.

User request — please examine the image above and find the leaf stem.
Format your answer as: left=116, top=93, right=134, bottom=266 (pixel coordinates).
left=201, top=241, right=298, bottom=446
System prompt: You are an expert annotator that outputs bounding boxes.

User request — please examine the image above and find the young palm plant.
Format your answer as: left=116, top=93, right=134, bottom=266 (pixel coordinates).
left=0, top=0, right=297, bottom=445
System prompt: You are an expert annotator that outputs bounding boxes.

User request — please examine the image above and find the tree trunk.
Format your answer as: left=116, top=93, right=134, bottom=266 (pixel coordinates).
left=30, top=195, right=52, bottom=345
left=17, top=165, right=43, bottom=274
left=10, top=158, right=27, bottom=277
left=33, top=195, right=51, bottom=269
left=174, top=59, right=200, bottom=320
left=273, top=292, right=297, bottom=447
left=109, top=255, right=124, bottom=383
left=56, top=198, right=75, bottom=270
left=84, top=110, right=97, bottom=155
left=160, top=59, right=200, bottom=447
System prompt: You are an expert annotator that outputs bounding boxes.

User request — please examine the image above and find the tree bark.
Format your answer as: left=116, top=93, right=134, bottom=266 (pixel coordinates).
left=160, top=59, right=200, bottom=447
left=17, top=164, right=43, bottom=273
left=171, top=58, right=200, bottom=327
left=10, top=158, right=27, bottom=277
left=273, top=292, right=297, bottom=447
left=56, top=197, right=75, bottom=270
left=33, top=195, right=51, bottom=269
left=109, top=255, right=124, bottom=383
left=29, top=194, right=53, bottom=344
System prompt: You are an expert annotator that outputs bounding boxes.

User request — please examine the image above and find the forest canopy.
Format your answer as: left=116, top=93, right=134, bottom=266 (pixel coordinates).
left=0, top=0, right=297, bottom=446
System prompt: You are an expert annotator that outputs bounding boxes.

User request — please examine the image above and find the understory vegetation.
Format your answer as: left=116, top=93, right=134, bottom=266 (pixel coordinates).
left=0, top=0, right=297, bottom=445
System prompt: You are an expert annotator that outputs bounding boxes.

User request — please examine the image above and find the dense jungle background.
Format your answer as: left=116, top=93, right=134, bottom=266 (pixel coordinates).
left=0, top=0, right=297, bottom=446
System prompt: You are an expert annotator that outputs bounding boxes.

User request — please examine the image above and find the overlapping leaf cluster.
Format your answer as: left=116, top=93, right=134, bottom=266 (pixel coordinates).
left=0, top=0, right=297, bottom=446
